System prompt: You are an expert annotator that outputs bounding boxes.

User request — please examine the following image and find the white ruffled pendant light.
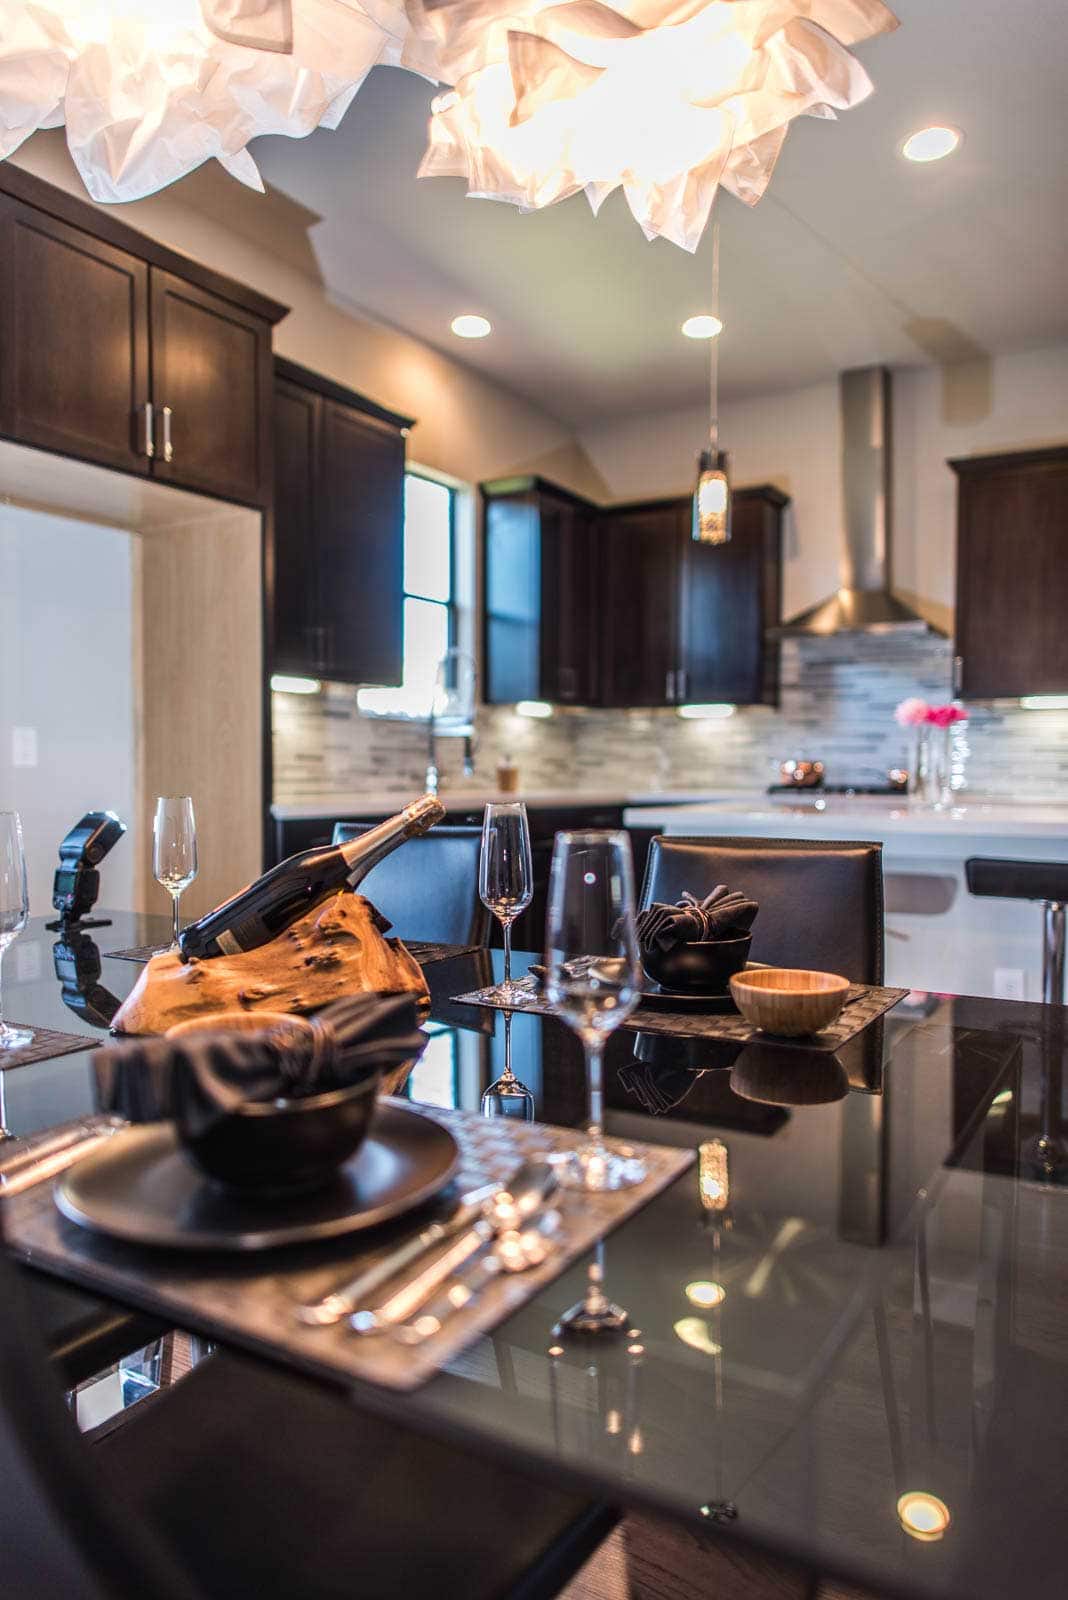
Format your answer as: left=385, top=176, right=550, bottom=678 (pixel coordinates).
left=0, top=0, right=899, bottom=249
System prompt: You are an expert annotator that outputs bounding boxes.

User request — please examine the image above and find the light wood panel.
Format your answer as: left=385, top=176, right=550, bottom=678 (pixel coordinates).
left=137, top=505, right=262, bottom=918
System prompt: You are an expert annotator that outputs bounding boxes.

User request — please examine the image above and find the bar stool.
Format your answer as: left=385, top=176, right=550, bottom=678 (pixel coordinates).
left=965, top=858, right=1068, bottom=1004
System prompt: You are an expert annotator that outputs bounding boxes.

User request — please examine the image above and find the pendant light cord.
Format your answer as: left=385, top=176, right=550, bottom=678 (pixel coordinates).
left=709, top=218, right=720, bottom=454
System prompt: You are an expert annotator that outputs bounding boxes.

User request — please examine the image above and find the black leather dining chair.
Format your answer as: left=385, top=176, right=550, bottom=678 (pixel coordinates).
left=0, top=1235, right=617, bottom=1600
left=641, top=835, right=885, bottom=984
left=332, top=823, right=489, bottom=946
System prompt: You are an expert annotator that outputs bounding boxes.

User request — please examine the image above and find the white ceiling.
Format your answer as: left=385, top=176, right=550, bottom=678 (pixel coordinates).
left=252, top=0, right=1068, bottom=428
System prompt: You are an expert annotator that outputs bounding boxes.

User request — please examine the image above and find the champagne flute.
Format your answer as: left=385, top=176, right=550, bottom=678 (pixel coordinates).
left=479, top=802, right=533, bottom=1005
left=153, top=797, right=198, bottom=950
left=545, top=830, right=645, bottom=1192
left=0, top=812, right=33, bottom=1052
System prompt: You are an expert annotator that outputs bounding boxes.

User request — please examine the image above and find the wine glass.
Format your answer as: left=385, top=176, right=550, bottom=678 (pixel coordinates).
left=153, top=797, right=198, bottom=950
left=0, top=812, right=33, bottom=1053
left=481, top=1008, right=535, bottom=1120
left=479, top=802, right=533, bottom=1005
left=545, top=830, right=645, bottom=1192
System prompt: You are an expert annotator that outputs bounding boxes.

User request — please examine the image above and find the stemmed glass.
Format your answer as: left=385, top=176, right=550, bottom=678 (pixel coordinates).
left=545, top=830, right=645, bottom=1192
left=0, top=812, right=33, bottom=1052
left=479, top=802, right=533, bottom=1005
left=153, top=797, right=198, bottom=950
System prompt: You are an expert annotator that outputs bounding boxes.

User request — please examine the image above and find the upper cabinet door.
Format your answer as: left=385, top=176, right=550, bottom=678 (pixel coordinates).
left=317, top=399, right=405, bottom=686
left=149, top=269, right=271, bottom=505
left=599, top=502, right=683, bottom=707
left=272, top=378, right=321, bottom=674
left=0, top=196, right=150, bottom=474
left=539, top=492, right=598, bottom=704
left=680, top=487, right=784, bottom=705
left=953, top=448, right=1068, bottom=698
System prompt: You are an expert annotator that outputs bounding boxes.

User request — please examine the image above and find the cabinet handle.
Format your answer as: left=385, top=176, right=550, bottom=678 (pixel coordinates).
left=161, top=405, right=174, bottom=464
left=559, top=666, right=577, bottom=701
left=953, top=655, right=963, bottom=695
left=140, top=402, right=155, bottom=459
left=677, top=668, right=688, bottom=701
left=665, top=670, right=676, bottom=701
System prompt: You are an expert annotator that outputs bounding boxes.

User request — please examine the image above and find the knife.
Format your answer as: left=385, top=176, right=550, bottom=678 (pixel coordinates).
left=296, top=1177, right=505, bottom=1327
left=349, top=1160, right=558, bottom=1335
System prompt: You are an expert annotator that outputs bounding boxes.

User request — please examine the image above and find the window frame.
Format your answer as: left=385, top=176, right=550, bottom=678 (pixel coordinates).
left=357, top=468, right=459, bottom=719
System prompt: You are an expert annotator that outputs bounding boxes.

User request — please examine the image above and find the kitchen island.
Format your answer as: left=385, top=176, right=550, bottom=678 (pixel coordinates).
left=623, top=797, right=1068, bottom=1002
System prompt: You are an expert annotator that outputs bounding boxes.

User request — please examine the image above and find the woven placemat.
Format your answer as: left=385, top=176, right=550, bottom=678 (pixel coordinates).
left=2, top=1102, right=691, bottom=1393
left=0, top=1025, right=96, bottom=1073
left=452, top=981, right=908, bottom=1052
left=103, top=944, right=170, bottom=963
left=104, top=940, right=484, bottom=966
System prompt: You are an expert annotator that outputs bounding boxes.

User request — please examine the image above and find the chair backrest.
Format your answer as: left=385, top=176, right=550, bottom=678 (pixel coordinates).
left=641, top=835, right=884, bottom=984
left=0, top=1241, right=201, bottom=1600
left=332, top=824, right=489, bottom=946
left=966, top=858, right=1068, bottom=904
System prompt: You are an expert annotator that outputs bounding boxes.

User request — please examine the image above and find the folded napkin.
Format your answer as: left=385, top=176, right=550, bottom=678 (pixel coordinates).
left=636, top=886, right=759, bottom=953
left=93, top=993, right=426, bottom=1140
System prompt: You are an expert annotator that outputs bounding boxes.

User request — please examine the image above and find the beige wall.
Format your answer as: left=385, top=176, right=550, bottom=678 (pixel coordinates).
left=11, top=132, right=605, bottom=499
left=579, top=345, right=1068, bottom=626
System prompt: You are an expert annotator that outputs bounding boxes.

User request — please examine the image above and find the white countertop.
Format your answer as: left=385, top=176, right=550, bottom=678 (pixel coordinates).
left=270, top=788, right=737, bottom=821
left=622, top=796, right=1068, bottom=857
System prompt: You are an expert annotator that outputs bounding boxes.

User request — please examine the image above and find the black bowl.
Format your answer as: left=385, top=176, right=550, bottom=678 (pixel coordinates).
left=641, top=935, right=753, bottom=995
left=177, top=1074, right=381, bottom=1196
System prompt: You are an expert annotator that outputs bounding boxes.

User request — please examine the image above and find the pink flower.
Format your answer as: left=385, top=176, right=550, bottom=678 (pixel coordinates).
left=926, top=704, right=967, bottom=728
left=894, top=697, right=929, bottom=728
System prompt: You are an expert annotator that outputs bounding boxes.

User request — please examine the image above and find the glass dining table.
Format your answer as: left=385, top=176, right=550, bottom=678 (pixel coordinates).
left=3, top=910, right=1067, bottom=1600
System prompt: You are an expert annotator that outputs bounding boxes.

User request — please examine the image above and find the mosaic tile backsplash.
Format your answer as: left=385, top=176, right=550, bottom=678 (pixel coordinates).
left=272, top=635, right=1068, bottom=805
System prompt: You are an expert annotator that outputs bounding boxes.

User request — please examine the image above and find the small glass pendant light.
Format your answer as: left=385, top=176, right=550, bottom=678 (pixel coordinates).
left=693, top=447, right=731, bottom=545
left=692, top=219, right=731, bottom=545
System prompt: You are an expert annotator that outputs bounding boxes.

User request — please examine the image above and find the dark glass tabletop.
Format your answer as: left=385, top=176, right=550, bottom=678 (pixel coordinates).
left=4, top=912, right=1067, bottom=1600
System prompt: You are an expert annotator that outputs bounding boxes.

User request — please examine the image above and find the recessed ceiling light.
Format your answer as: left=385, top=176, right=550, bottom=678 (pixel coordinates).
left=451, top=314, right=491, bottom=338
left=682, top=314, right=723, bottom=340
left=901, top=125, right=961, bottom=163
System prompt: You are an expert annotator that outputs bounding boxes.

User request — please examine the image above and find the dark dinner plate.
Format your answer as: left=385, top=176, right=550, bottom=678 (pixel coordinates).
left=55, top=1103, right=460, bottom=1252
left=639, top=983, right=738, bottom=1013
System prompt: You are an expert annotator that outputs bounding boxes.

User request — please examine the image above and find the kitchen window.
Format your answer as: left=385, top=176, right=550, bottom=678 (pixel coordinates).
left=357, top=472, right=456, bottom=718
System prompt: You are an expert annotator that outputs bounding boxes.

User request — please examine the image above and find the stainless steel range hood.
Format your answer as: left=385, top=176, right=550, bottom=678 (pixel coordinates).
left=776, top=366, right=944, bottom=637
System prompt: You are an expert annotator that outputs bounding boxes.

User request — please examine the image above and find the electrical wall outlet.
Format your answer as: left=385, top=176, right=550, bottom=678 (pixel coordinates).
left=994, top=967, right=1027, bottom=1002
left=11, top=726, right=38, bottom=768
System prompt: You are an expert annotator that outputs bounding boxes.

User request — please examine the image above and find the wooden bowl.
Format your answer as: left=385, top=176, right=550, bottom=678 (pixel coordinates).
left=728, top=968, right=849, bottom=1037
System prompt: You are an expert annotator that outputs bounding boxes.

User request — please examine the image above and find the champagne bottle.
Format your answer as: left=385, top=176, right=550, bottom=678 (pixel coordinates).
left=178, top=793, right=446, bottom=961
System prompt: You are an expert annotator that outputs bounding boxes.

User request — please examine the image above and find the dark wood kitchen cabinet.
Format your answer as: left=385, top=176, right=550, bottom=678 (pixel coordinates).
left=482, top=477, right=598, bottom=704
left=271, top=360, right=411, bottom=686
left=599, top=485, right=784, bottom=707
left=952, top=446, right=1068, bottom=698
left=0, top=197, right=150, bottom=476
left=0, top=168, right=285, bottom=506
left=679, top=484, right=785, bottom=705
left=482, top=476, right=786, bottom=708
left=597, top=499, right=683, bottom=707
left=148, top=270, right=271, bottom=504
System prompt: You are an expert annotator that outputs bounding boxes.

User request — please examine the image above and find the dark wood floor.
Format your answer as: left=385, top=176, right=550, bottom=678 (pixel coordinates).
left=562, top=1515, right=876, bottom=1600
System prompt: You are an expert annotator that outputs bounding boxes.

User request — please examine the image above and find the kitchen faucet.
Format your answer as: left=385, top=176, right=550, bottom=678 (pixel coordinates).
left=425, top=648, right=477, bottom=795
